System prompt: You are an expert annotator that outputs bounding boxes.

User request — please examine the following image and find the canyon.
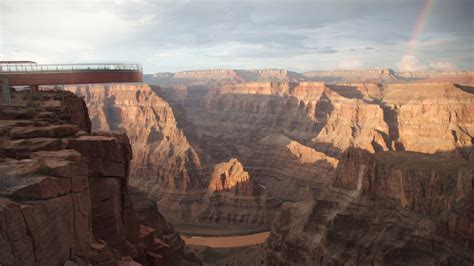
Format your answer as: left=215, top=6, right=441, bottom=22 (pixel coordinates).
left=2, top=0, right=474, bottom=263
left=1, top=68, right=473, bottom=265
left=113, top=70, right=474, bottom=264
left=66, top=83, right=280, bottom=230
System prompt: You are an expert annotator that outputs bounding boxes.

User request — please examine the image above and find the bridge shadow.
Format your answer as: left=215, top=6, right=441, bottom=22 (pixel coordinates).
left=378, top=101, right=405, bottom=151
left=326, top=84, right=364, bottom=100
left=434, top=146, right=474, bottom=161
left=325, top=83, right=405, bottom=152
left=101, top=95, right=124, bottom=131
left=454, top=84, right=474, bottom=95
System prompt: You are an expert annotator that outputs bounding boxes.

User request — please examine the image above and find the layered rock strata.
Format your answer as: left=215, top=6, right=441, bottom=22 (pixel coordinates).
left=266, top=148, right=474, bottom=265
left=144, top=69, right=304, bottom=87
left=167, top=81, right=472, bottom=205
left=381, top=82, right=474, bottom=152
left=0, top=89, right=198, bottom=265
left=208, top=159, right=251, bottom=193
left=67, top=83, right=205, bottom=194
left=69, top=80, right=474, bottom=228
left=67, top=84, right=279, bottom=229
left=145, top=68, right=474, bottom=85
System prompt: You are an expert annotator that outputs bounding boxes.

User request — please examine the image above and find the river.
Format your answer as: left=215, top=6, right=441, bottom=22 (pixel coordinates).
left=181, top=231, right=271, bottom=248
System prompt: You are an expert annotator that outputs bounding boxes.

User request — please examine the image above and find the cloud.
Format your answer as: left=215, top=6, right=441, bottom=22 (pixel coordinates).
left=316, top=47, right=338, bottom=54
left=0, top=0, right=140, bottom=63
left=0, top=0, right=472, bottom=72
left=397, top=55, right=460, bottom=72
left=397, top=55, right=427, bottom=72
left=429, top=61, right=458, bottom=72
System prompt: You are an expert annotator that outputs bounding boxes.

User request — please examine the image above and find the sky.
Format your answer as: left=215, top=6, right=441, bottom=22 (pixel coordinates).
left=0, top=0, right=473, bottom=73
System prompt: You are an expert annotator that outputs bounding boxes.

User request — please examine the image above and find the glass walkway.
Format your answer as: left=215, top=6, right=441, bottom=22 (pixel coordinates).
left=0, top=62, right=142, bottom=73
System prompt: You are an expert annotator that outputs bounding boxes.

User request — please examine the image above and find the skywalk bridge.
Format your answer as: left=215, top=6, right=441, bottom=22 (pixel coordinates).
left=0, top=61, right=143, bottom=104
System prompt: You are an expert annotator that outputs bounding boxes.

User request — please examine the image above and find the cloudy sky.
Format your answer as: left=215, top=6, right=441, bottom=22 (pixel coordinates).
left=0, top=0, right=472, bottom=73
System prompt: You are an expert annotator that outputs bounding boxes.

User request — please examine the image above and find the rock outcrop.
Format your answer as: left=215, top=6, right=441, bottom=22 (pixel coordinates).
left=67, top=83, right=205, bottom=194
left=0, top=89, right=199, bottom=265
left=208, top=159, right=251, bottom=193
left=68, top=83, right=279, bottom=229
left=381, top=82, right=474, bottom=153
left=334, top=149, right=472, bottom=215
left=266, top=148, right=474, bottom=265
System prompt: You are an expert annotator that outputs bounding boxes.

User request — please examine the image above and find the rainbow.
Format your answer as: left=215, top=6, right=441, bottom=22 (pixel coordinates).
left=407, top=0, right=435, bottom=55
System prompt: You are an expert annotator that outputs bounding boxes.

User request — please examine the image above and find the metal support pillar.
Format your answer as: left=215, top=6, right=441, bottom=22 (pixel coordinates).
left=1, top=78, right=10, bottom=105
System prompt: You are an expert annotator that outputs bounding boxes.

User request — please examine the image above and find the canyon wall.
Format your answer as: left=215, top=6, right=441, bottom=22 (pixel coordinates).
left=144, top=69, right=304, bottom=87
left=266, top=148, right=474, bottom=265
left=170, top=81, right=473, bottom=201
left=75, top=83, right=205, bottom=194
left=62, top=70, right=474, bottom=265
left=69, top=79, right=473, bottom=230
left=2, top=70, right=472, bottom=263
left=381, top=82, right=474, bottom=152
left=0, top=89, right=198, bottom=265
left=67, top=83, right=279, bottom=229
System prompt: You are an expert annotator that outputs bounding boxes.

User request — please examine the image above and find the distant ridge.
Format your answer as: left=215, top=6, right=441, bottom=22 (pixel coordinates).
left=144, top=68, right=474, bottom=86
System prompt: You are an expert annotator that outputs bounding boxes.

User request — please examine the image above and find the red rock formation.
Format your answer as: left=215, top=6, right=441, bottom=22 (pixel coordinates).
left=382, top=82, right=474, bottom=152
left=144, top=69, right=303, bottom=87
left=67, top=79, right=473, bottom=232
left=266, top=148, right=474, bottom=265
left=67, top=83, right=204, bottom=193
left=68, top=83, right=279, bottom=229
left=208, top=158, right=251, bottom=192
left=0, top=150, right=91, bottom=265
left=335, top=148, right=473, bottom=215
left=0, top=89, right=200, bottom=265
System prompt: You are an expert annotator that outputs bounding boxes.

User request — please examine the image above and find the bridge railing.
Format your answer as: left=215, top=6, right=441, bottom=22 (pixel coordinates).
left=0, top=63, right=142, bottom=73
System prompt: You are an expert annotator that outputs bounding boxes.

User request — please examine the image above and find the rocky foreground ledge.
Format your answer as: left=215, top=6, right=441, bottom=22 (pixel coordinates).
left=0, top=90, right=200, bottom=265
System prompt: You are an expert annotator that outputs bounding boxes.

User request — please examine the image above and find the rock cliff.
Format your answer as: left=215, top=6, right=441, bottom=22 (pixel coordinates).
left=167, top=81, right=472, bottom=203
left=208, top=159, right=251, bottom=193
left=0, top=89, right=199, bottom=265
left=3, top=69, right=473, bottom=264
left=266, top=148, right=474, bottom=265
left=67, top=83, right=279, bottom=229
left=144, top=69, right=303, bottom=87
left=67, top=83, right=205, bottom=193
left=69, top=79, right=473, bottom=230
left=381, top=82, right=474, bottom=153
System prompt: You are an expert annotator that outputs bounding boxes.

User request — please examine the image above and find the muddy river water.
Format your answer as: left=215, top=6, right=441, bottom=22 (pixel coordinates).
left=181, top=231, right=271, bottom=248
